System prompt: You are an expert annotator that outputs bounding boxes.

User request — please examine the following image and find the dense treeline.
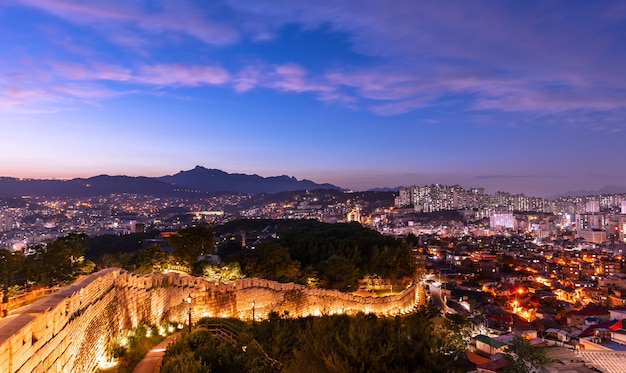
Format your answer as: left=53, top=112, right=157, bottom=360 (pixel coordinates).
left=220, top=221, right=415, bottom=290
left=0, top=219, right=415, bottom=292
left=0, top=233, right=95, bottom=289
left=0, top=225, right=215, bottom=290
left=213, top=218, right=305, bottom=236
left=85, top=230, right=160, bottom=259
left=161, top=306, right=472, bottom=373
left=85, top=231, right=163, bottom=270
left=286, top=221, right=414, bottom=283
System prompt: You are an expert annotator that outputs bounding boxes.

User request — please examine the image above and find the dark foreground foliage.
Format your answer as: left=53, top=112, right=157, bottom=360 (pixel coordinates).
left=161, top=306, right=471, bottom=373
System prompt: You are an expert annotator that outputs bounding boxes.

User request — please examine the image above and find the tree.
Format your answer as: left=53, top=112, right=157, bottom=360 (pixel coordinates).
left=442, top=313, right=472, bottom=351
left=405, top=233, right=420, bottom=247
left=218, top=239, right=245, bottom=261
left=236, top=242, right=302, bottom=283
left=503, top=336, right=551, bottom=373
left=96, top=252, right=132, bottom=270
left=202, top=262, right=245, bottom=282
left=85, top=231, right=160, bottom=259
left=134, top=244, right=169, bottom=274
left=317, top=255, right=359, bottom=291
left=29, top=233, right=92, bottom=286
left=369, top=244, right=415, bottom=284
left=0, top=249, right=23, bottom=288
left=168, top=226, right=215, bottom=265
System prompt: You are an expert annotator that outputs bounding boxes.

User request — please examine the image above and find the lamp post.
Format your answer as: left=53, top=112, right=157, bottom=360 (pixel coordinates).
left=186, top=294, right=192, bottom=333
left=252, top=301, right=255, bottom=326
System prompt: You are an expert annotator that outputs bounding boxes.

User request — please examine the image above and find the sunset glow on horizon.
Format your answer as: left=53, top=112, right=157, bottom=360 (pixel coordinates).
left=1, top=1, right=625, bottom=197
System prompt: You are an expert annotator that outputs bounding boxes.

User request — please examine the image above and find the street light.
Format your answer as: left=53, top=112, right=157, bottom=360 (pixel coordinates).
left=252, top=301, right=255, bottom=326
left=186, top=294, right=192, bottom=333
left=516, top=288, right=524, bottom=312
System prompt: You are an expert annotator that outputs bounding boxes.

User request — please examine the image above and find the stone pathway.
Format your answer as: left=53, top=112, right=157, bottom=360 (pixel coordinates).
left=132, top=332, right=181, bottom=373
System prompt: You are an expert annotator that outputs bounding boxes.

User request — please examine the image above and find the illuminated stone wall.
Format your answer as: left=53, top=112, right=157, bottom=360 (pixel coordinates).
left=0, top=269, right=420, bottom=373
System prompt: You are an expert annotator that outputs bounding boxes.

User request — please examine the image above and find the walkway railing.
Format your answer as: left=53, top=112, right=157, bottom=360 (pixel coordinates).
left=1, top=286, right=61, bottom=315
left=199, top=323, right=281, bottom=368
left=164, top=264, right=191, bottom=273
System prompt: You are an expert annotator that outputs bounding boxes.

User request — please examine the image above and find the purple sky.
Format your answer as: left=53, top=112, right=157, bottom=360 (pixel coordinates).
left=1, top=1, right=625, bottom=197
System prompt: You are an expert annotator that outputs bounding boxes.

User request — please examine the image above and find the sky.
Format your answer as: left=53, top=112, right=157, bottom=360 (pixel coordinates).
left=1, top=0, right=625, bottom=197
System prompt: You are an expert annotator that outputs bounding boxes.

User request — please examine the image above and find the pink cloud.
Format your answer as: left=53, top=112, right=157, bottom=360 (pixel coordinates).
left=271, top=63, right=333, bottom=93
left=46, top=60, right=229, bottom=87
left=13, top=0, right=239, bottom=46
left=324, top=62, right=626, bottom=117
left=2, top=86, right=52, bottom=105
left=49, top=60, right=132, bottom=81
left=233, top=66, right=261, bottom=92
left=473, top=85, right=626, bottom=113
left=224, top=1, right=626, bottom=118
left=369, top=96, right=439, bottom=116
left=0, top=81, right=131, bottom=111
left=0, top=60, right=232, bottom=112
left=53, top=83, right=132, bottom=99
left=136, top=64, right=229, bottom=86
left=7, top=0, right=626, bottom=123
left=14, top=0, right=130, bottom=21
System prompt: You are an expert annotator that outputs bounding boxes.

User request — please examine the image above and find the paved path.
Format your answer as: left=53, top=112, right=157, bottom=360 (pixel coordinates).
left=132, top=332, right=181, bottom=373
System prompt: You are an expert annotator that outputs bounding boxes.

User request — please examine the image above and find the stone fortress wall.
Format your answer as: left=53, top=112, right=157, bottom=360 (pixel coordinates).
left=0, top=268, right=420, bottom=373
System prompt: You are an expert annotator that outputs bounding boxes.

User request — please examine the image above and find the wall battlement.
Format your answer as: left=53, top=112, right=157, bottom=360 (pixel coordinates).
left=0, top=269, right=420, bottom=373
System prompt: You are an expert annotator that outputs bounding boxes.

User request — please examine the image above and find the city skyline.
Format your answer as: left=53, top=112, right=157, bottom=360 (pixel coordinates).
left=1, top=1, right=625, bottom=197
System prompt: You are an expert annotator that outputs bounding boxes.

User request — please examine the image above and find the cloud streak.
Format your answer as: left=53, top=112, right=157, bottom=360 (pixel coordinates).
left=12, top=0, right=240, bottom=46
left=4, top=0, right=626, bottom=131
left=224, top=0, right=626, bottom=125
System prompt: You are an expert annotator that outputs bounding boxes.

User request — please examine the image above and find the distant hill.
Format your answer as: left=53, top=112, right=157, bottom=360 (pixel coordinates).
left=158, top=166, right=341, bottom=194
left=367, top=187, right=401, bottom=192
left=554, top=185, right=626, bottom=198
left=0, top=167, right=341, bottom=197
left=0, top=175, right=181, bottom=197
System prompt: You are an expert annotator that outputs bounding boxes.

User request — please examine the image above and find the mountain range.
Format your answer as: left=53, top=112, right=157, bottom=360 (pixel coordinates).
left=0, top=166, right=341, bottom=197
left=1, top=166, right=624, bottom=198
left=553, top=185, right=626, bottom=198
left=159, top=166, right=340, bottom=194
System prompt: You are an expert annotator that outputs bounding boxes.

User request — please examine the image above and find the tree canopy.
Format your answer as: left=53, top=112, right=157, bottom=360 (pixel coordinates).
left=233, top=242, right=302, bottom=284
left=133, top=244, right=169, bottom=274
left=162, top=309, right=471, bottom=373
left=218, top=220, right=416, bottom=290
left=168, top=225, right=215, bottom=265
left=503, top=336, right=551, bottom=373
left=7, top=233, right=96, bottom=287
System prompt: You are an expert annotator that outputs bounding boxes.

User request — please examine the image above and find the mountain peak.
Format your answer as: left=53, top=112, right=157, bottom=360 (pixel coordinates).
left=158, top=167, right=340, bottom=194
left=0, top=167, right=342, bottom=197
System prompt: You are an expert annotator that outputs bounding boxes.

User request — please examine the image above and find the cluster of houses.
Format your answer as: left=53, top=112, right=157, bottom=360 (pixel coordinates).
left=419, top=235, right=626, bottom=372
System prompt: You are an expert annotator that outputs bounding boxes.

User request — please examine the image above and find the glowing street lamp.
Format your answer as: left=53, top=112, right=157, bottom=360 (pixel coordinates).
left=516, top=288, right=524, bottom=310
left=186, top=294, right=192, bottom=333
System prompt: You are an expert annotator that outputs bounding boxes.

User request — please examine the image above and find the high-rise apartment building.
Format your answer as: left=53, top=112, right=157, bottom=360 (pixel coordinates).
left=586, top=200, right=600, bottom=213
left=490, top=213, right=515, bottom=229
